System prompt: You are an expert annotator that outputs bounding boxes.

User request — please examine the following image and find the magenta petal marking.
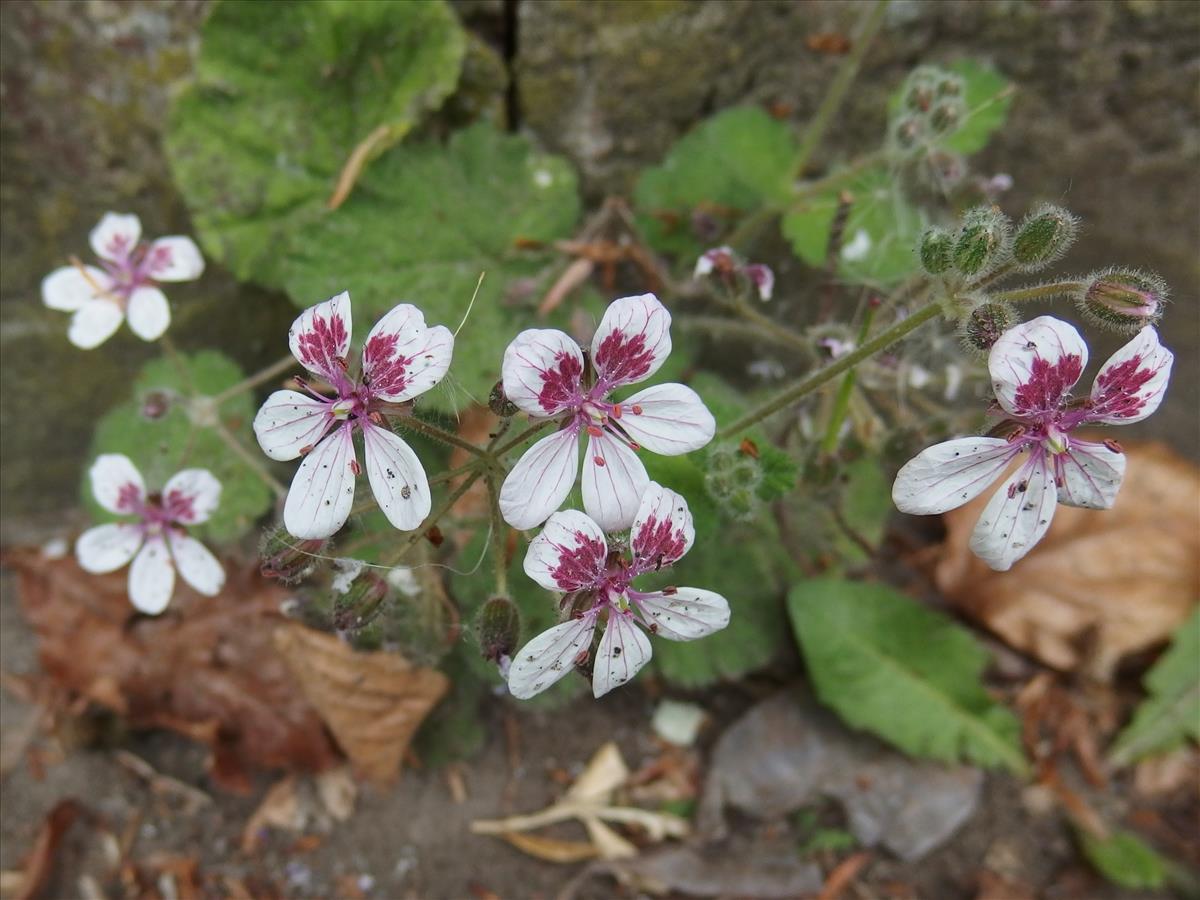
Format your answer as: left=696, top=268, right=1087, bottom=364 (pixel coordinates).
left=162, top=488, right=196, bottom=522
left=549, top=530, right=607, bottom=592
left=1089, top=354, right=1156, bottom=420
left=296, top=313, right=349, bottom=377
left=116, top=482, right=143, bottom=514
left=362, top=332, right=410, bottom=397
left=594, top=330, right=654, bottom=387
left=631, top=514, right=686, bottom=572
left=537, top=352, right=584, bottom=414
left=1012, top=353, right=1084, bottom=415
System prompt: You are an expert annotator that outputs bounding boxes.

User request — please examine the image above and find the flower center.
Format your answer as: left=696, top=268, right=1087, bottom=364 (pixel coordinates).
left=1043, top=423, right=1070, bottom=455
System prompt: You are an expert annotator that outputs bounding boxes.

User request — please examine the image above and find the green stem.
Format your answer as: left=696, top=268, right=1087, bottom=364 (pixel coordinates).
left=492, top=419, right=554, bottom=458
left=989, top=281, right=1083, bottom=304
left=212, top=419, right=287, bottom=499
left=398, top=414, right=489, bottom=457
left=212, top=354, right=297, bottom=406
left=820, top=304, right=878, bottom=453
left=679, top=314, right=813, bottom=355
left=719, top=301, right=941, bottom=439
left=486, top=475, right=509, bottom=596
left=380, top=469, right=483, bottom=567
left=159, top=334, right=195, bottom=395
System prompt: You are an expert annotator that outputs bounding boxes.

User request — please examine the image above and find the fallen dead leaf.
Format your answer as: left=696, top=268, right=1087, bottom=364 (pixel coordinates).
left=273, top=622, right=449, bottom=784
left=931, top=442, right=1200, bottom=679
left=499, top=831, right=598, bottom=863
left=315, top=766, right=358, bottom=821
left=818, top=851, right=872, bottom=900
left=11, top=799, right=83, bottom=900
left=241, top=776, right=304, bottom=853
left=1, top=549, right=341, bottom=791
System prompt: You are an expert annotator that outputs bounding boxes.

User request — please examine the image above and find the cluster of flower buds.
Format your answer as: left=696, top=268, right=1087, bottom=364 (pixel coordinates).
left=888, top=66, right=970, bottom=188
left=703, top=443, right=763, bottom=521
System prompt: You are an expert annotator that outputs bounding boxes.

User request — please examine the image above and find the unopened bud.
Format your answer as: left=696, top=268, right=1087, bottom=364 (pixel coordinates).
left=475, top=596, right=521, bottom=665
left=1011, top=204, right=1079, bottom=270
left=903, top=67, right=942, bottom=112
left=924, top=150, right=967, bottom=189
left=919, top=227, right=955, bottom=275
left=141, top=390, right=172, bottom=421
left=332, top=572, right=389, bottom=631
left=929, top=99, right=964, bottom=135
left=953, top=206, right=1011, bottom=277
left=260, top=527, right=327, bottom=584
left=936, top=74, right=965, bottom=98
left=488, top=381, right=518, bottom=418
left=890, top=116, right=924, bottom=151
left=1078, top=268, right=1167, bottom=332
left=962, top=302, right=1015, bottom=353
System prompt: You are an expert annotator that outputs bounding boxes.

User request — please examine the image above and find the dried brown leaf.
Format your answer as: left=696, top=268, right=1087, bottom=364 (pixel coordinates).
left=499, top=831, right=599, bottom=863
left=931, top=442, right=1200, bottom=679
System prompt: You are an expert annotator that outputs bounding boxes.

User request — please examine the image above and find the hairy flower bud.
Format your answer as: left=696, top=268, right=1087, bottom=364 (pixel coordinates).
left=936, top=74, right=965, bottom=98
left=260, top=527, right=327, bottom=584
left=332, top=572, right=389, bottom=631
left=953, top=206, right=1011, bottom=277
left=928, top=98, right=964, bottom=135
left=140, top=390, right=172, bottom=421
left=961, top=302, right=1015, bottom=353
left=1077, top=268, right=1167, bottom=332
left=1011, top=204, right=1079, bottom=270
left=488, top=380, right=518, bottom=418
left=903, top=66, right=943, bottom=112
left=890, top=115, right=924, bottom=152
left=919, top=227, right=955, bottom=275
left=475, top=596, right=521, bottom=665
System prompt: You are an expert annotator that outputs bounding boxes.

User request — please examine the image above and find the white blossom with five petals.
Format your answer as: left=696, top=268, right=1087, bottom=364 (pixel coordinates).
left=892, top=316, right=1173, bottom=571
left=41, top=212, right=204, bottom=349
left=75, top=454, right=225, bottom=614
left=499, top=294, right=715, bottom=532
left=507, top=483, right=731, bottom=699
left=252, top=292, right=454, bottom=539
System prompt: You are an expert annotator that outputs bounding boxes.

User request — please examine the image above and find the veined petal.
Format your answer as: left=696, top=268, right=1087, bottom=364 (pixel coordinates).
left=90, top=453, right=146, bottom=514
left=499, top=427, right=580, bottom=530
left=969, top=452, right=1058, bottom=572
left=128, top=536, right=175, bottom=615
left=253, top=390, right=335, bottom=461
left=361, top=304, right=454, bottom=402
left=1086, top=326, right=1174, bottom=425
left=524, top=509, right=608, bottom=592
left=126, top=286, right=170, bottom=341
left=614, top=383, right=715, bottom=456
left=501, top=329, right=585, bottom=417
left=592, top=610, right=652, bottom=698
left=507, top=615, right=597, bottom=700
left=582, top=430, right=648, bottom=533
left=989, top=316, right=1088, bottom=418
left=283, top=424, right=357, bottom=539
left=42, top=265, right=107, bottom=311
left=288, top=291, right=352, bottom=384
left=144, top=236, right=204, bottom=281
left=362, top=422, right=430, bottom=531
left=630, top=482, right=694, bottom=572
left=636, top=587, right=730, bottom=641
left=1055, top=440, right=1126, bottom=510
left=90, top=212, right=141, bottom=263
left=591, top=294, right=672, bottom=389
left=68, top=300, right=124, bottom=349
left=161, top=468, right=222, bottom=525
left=167, top=531, right=225, bottom=596
left=76, top=524, right=143, bottom=573
left=892, top=437, right=1020, bottom=515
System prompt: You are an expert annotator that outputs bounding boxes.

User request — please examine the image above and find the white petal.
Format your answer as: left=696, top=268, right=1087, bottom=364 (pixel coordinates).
left=362, top=422, right=430, bottom=531
left=591, top=293, right=673, bottom=389
left=524, top=509, right=608, bottom=592
left=361, top=304, right=454, bottom=402
left=68, top=300, right=124, bottom=349
left=581, top=430, right=649, bottom=533
left=253, top=390, right=335, bottom=461
left=499, top=427, right=581, bottom=530
left=592, top=611, right=652, bottom=698
left=636, top=587, right=730, bottom=641
left=988, top=316, right=1088, bottom=418
left=126, top=286, right=170, bottom=341
left=1055, top=440, right=1126, bottom=510
left=128, top=537, right=175, bottom=615
left=167, top=531, right=224, bottom=596
left=1086, top=326, right=1174, bottom=425
left=507, top=616, right=596, bottom=700
left=144, top=236, right=204, bottom=281
left=283, top=424, right=357, bottom=539
left=629, top=482, right=694, bottom=571
left=161, top=468, right=222, bottom=524
left=288, top=291, right=352, bottom=385
left=615, top=383, right=715, bottom=456
left=892, top=437, right=1019, bottom=515
left=501, top=329, right=585, bottom=417
left=89, top=453, right=146, bottom=514
left=42, top=265, right=107, bottom=311
left=969, top=452, right=1058, bottom=571
left=89, top=212, right=141, bottom=262
left=76, top=524, right=143, bottom=573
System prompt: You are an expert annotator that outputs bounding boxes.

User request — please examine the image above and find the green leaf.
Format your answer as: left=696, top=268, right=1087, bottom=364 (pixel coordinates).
left=834, top=456, right=891, bottom=561
left=166, top=0, right=466, bottom=285
left=787, top=578, right=1026, bottom=772
left=942, top=59, right=1014, bottom=155
left=279, top=123, right=581, bottom=413
left=783, top=166, right=924, bottom=286
left=634, top=106, right=798, bottom=258
left=1110, top=609, right=1200, bottom=765
left=1079, top=830, right=1167, bottom=890
left=84, top=352, right=273, bottom=543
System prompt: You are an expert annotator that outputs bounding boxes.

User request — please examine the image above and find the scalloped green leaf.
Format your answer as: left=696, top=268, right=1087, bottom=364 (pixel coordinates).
left=788, top=578, right=1026, bottom=773
left=166, top=0, right=466, bottom=286
left=942, top=59, right=1014, bottom=155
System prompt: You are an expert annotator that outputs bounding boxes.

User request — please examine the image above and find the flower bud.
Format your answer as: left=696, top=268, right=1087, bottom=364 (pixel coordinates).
left=1011, top=204, right=1079, bottom=270
left=332, top=572, right=389, bottom=631
left=1077, top=268, right=1167, bottom=332
left=890, top=116, right=924, bottom=152
left=936, top=74, right=965, bottom=98
left=140, top=390, right=172, bottom=421
left=903, top=67, right=942, bottom=112
left=961, top=302, right=1015, bottom=353
left=260, top=527, right=327, bottom=584
left=953, top=206, right=1011, bottom=277
left=919, top=227, right=955, bottom=275
left=928, top=98, right=964, bottom=135
left=488, top=381, right=518, bottom=418
left=475, top=596, right=521, bottom=665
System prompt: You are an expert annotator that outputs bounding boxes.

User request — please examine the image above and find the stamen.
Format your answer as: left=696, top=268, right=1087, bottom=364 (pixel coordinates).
left=350, top=459, right=361, bottom=476
left=663, top=586, right=677, bottom=595
left=611, top=404, right=623, bottom=419
left=299, top=444, right=314, bottom=456
left=594, top=455, right=606, bottom=467
left=1103, top=438, right=1124, bottom=453
left=631, top=404, right=644, bottom=415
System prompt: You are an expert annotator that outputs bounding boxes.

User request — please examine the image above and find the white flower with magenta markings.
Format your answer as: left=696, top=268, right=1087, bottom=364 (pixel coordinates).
left=507, top=483, right=730, bottom=699
left=499, top=294, right=715, bottom=532
left=75, top=454, right=225, bottom=614
left=892, top=316, right=1173, bottom=570
left=253, top=292, right=453, bottom=540
left=41, top=212, right=204, bottom=349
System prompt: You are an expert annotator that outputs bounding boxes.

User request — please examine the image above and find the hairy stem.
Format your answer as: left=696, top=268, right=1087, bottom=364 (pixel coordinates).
left=212, top=419, right=288, bottom=499
left=398, top=414, right=489, bottom=457
left=820, top=304, right=878, bottom=453
left=990, top=281, right=1083, bottom=304
left=158, top=334, right=195, bottom=394
left=380, top=469, right=483, bottom=567
left=491, top=419, right=554, bottom=458
left=486, top=475, right=509, bottom=596
left=212, top=354, right=297, bottom=406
